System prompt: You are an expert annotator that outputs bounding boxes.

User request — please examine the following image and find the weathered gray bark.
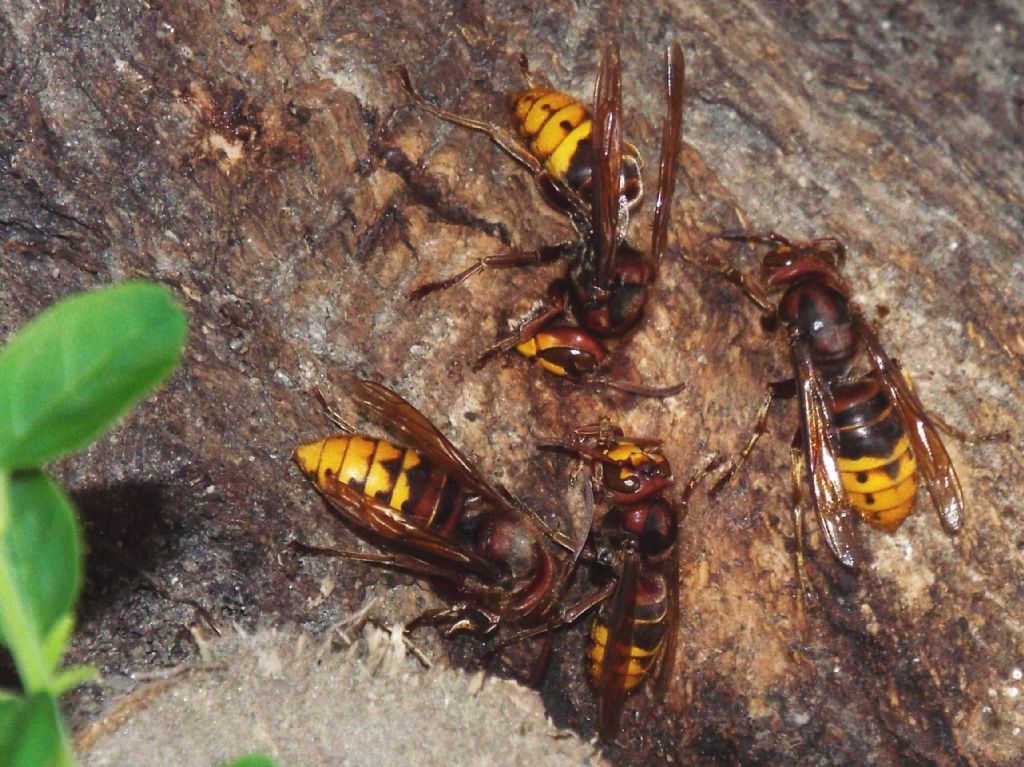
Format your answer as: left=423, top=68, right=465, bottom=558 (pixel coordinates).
left=2, top=1, right=1022, bottom=764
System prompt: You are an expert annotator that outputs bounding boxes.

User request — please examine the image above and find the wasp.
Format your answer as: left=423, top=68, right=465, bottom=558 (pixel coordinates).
left=291, top=379, right=596, bottom=638
left=702, top=232, right=1001, bottom=583
left=529, top=424, right=716, bottom=741
left=398, top=44, right=685, bottom=396
left=397, top=48, right=644, bottom=237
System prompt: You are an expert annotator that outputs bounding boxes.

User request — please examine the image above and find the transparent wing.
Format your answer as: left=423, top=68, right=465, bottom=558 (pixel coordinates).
left=653, top=535, right=679, bottom=699
left=853, top=311, right=964, bottom=532
left=315, top=472, right=497, bottom=577
left=352, top=380, right=518, bottom=515
left=792, top=341, right=859, bottom=567
left=596, top=543, right=640, bottom=741
left=592, top=43, right=623, bottom=286
left=649, top=43, right=685, bottom=269
left=655, top=453, right=717, bottom=697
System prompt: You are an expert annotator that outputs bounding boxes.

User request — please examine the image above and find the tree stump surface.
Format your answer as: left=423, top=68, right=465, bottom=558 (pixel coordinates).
left=2, top=1, right=1022, bottom=764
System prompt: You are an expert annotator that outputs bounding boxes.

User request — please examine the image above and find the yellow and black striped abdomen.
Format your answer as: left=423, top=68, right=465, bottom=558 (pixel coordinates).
left=587, top=571, right=667, bottom=692
left=509, top=87, right=642, bottom=208
left=293, top=435, right=464, bottom=533
left=832, top=379, right=919, bottom=533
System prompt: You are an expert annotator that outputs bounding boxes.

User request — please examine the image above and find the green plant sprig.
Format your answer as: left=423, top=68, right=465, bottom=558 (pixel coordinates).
left=0, top=282, right=186, bottom=766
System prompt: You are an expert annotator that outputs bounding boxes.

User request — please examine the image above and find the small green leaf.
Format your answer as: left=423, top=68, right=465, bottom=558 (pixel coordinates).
left=0, top=471, right=82, bottom=687
left=50, top=664, right=98, bottom=696
left=0, top=694, right=69, bottom=767
left=41, top=614, right=75, bottom=672
left=221, top=756, right=285, bottom=767
left=0, top=281, right=187, bottom=469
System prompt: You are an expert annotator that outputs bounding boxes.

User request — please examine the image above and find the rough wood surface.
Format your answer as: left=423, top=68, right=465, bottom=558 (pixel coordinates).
left=2, top=1, right=1022, bottom=764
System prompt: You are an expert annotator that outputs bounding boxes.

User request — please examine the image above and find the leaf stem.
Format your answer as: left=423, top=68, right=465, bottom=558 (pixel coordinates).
left=0, top=469, right=50, bottom=693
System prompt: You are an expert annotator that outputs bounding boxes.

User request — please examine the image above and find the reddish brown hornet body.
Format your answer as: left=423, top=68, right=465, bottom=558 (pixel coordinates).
left=709, top=233, right=974, bottom=569
left=538, top=425, right=713, bottom=741
left=292, top=380, right=585, bottom=635
left=400, top=45, right=685, bottom=396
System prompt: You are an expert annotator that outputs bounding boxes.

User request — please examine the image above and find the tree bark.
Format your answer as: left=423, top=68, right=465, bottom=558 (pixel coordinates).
left=2, top=1, right=1022, bottom=764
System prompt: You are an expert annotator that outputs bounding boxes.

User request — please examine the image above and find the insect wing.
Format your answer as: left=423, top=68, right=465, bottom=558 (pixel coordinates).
left=655, top=456, right=714, bottom=697
left=575, top=473, right=598, bottom=562
left=352, top=380, right=564, bottom=547
left=352, top=380, right=519, bottom=515
left=792, top=341, right=859, bottom=567
left=649, top=43, right=685, bottom=269
left=314, top=470, right=497, bottom=577
left=854, top=313, right=965, bottom=532
left=596, top=543, right=641, bottom=741
left=593, top=43, right=623, bottom=286
left=653, top=532, right=679, bottom=698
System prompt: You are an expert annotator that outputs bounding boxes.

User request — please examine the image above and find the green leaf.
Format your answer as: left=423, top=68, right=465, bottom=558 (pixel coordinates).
left=40, top=614, right=75, bottom=672
left=0, top=694, right=70, bottom=767
left=0, top=471, right=82, bottom=689
left=50, top=664, right=98, bottom=696
left=0, top=281, right=187, bottom=469
left=221, top=756, right=285, bottom=767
